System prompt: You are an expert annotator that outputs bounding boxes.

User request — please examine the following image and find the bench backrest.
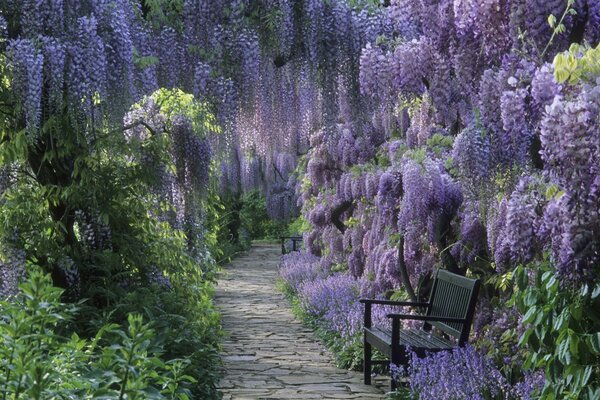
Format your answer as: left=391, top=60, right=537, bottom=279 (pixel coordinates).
left=424, top=269, right=480, bottom=345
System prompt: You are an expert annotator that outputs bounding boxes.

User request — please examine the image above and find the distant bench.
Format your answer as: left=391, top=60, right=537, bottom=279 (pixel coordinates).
left=280, top=236, right=303, bottom=254
left=360, top=269, right=480, bottom=390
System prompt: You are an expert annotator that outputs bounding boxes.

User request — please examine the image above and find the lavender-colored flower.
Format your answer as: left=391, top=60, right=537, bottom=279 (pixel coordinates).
left=453, top=207, right=489, bottom=266
left=513, top=370, right=545, bottom=400
left=505, top=176, right=546, bottom=265
left=40, top=36, right=65, bottom=112
left=478, top=69, right=503, bottom=135
left=391, top=39, right=431, bottom=97
left=99, top=2, right=134, bottom=108
left=359, top=43, right=385, bottom=98
left=500, top=88, right=533, bottom=166
left=408, top=345, right=509, bottom=400
left=0, top=15, right=7, bottom=40
left=526, top=0, right=571, bottom=52
left=406, top=95, right=435, bottom=149
left=531, top=64, right=561, bottom=120
left=305, top=229, right=322, bottom=257
left=539, top=93, right=600, bottom=283
left=298, top=273, right=362, bottom=338
left=156, top=27, right=184, bottom=89
left=388, top=0, right=421, bottom=40
left=586, top=0, right=600, bottom=43
left=452, top=124, right=491, bottom=194
left=68, top=16, right=107, bottom=121
left=8, top=39, right=43, bottom=137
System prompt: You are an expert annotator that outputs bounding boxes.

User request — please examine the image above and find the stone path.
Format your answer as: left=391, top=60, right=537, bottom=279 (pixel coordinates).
left=215, top=243, right=388, bottom=400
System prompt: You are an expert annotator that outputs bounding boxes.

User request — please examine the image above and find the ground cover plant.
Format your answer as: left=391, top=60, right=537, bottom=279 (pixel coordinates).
left=0, top=0, right=598, bottom=399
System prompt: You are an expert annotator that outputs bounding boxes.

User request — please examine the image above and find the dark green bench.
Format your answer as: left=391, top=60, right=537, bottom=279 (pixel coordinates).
left=360, top=269, right=480, bottom=390
left=280, top=236, right=303, bottom=254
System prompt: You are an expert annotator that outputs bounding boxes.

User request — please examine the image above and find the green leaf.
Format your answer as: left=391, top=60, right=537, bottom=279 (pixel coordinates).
left=592, top=284, right=600, bottom=299
left=557, top=336, right=571, bottom=364
left=553, top=309, right=568, bottom=331
left=519, top=329, right=534, bottom=347
left=585, top=333, right=600, bottom=355
left=568, top=333, right=579, bottom=358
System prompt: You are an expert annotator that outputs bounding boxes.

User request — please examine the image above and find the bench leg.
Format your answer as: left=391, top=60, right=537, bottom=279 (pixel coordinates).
left=390, top=348, right=403, bottom=392
left=363, top=338, right=372, bottom=385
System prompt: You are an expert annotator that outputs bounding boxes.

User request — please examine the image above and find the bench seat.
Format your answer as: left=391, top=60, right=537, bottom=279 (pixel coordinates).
left=365, top=327, right=454, bottom=358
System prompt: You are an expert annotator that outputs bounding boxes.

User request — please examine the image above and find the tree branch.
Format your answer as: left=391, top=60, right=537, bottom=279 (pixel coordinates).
left=330, top=200, right=353, bottom=233
left=397, top=236, right=418, bottom=302
left=122, top=120, right=159, bottom=136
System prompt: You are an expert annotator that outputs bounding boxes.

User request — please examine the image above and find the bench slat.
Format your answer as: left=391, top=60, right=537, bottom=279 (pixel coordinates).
left=368, top=327, right=453, bottom=352
left=399, top=329, right=453, bottom=351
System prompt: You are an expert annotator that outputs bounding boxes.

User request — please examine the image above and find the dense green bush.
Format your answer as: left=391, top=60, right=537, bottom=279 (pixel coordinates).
left=240, top=190, right=287, bottom=240
left=0, top=271, right=197, bottom=399
left=0, top=86, right=223, bottom=398
left=513, top=261, right=600, bottom=400
left=214, top=190, right=252, bottom=262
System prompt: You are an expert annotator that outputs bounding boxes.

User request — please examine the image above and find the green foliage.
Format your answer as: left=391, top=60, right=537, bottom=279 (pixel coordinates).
left=214, top=190, right=251, bottom=263
left=239, top=190, right=287, bottom=240
left=426, top=133, right=454, bottom=156
left=142, top=0, right=185, bottom=30
left=0, top=271, right=196, bottom=399
left=405, top=148, right=427, bottom=165
left=0, top=85, right=224, bottom=398
left=542, top=0, right=577, bottom=58
left=512, top=262, right=600, bottom=400
left=286, top=215, right=310, bottom=236
left=152, top=88, right=221, bottom=136
left=553, top=43, right=600, bottom=84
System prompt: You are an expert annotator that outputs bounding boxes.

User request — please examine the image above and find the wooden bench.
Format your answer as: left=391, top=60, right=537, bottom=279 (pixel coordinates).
left=280, top=236, right=303, bottom=254
left=360, top=269, right=480, bottom=390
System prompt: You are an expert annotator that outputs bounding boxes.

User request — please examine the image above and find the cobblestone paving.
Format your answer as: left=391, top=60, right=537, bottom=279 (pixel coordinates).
left=216, top=243, right=388, bottom=400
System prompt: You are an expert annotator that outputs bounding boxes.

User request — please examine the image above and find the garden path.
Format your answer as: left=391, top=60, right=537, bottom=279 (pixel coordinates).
left=215, top=243, right=387, bottom=400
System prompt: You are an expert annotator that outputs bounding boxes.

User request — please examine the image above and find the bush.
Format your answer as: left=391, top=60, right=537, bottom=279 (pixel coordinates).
left=0, top=271, right=197, bottom=399
left=240, top=190, right=287, bottom=240
left=513, top=262, right=600, bottom=400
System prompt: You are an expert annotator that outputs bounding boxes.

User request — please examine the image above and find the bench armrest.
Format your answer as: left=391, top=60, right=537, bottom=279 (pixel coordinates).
left=359, top=299, right=430, bottom=307
left=386, top=313, right=467, bottom=324
left=362, top=300, right=430, bottom=329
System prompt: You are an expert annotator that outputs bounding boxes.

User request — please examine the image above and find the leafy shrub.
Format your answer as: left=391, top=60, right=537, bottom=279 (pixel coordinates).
left=286, top=215, right=311, bottom=236
left=240, top=190, right=287, bottom=240
left=513, top=262, right=600, bottom=400
left=0, top=271, right=196, bottom=399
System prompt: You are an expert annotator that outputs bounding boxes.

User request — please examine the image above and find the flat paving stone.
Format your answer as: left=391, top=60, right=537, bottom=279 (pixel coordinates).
left=216, top=244, right=388, bottom=399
